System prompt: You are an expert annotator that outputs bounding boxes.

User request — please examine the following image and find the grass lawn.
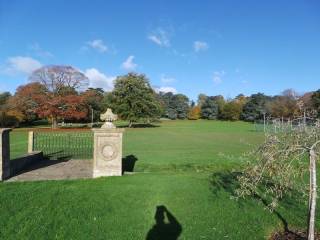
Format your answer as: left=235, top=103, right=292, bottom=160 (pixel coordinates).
left=1, top=120, right=319, bottom=239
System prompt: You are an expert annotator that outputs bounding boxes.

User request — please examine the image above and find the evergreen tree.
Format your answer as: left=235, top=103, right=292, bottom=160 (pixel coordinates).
left=111, top=73, right=161, bottom=127
left=201, top=97, right=219, bottom=119
left=241, top=93, right=271, bottom=121
left=158, top=92, right=189, bottom=119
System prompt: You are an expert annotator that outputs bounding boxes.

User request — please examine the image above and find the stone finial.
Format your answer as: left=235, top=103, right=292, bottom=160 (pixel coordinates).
left=100, top=108, right=118, bottom=129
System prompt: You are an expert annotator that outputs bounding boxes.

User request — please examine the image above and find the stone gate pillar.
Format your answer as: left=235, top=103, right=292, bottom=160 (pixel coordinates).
left=0, top=128, right=11, bottom=180
left=92, top=109, right=125, bottom=178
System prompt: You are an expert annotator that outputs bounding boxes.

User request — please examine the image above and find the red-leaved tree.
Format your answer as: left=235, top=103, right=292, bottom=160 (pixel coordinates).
left=28, top=65, right=89, bottom=128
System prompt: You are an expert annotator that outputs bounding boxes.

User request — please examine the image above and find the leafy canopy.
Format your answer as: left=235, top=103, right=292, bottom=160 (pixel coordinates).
left=111, top=73, right=161, bottom=123
left=158, top=92, right=190, bottom=120
left=201, top=97, right=219, bottom=120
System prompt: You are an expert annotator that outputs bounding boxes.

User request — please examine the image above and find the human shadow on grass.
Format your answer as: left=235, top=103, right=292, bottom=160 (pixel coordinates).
left=122, top=155, right=138, bottom=173
left=209, top=171, right=306, bottom=238
left=146, top=205, right=182, bottom=240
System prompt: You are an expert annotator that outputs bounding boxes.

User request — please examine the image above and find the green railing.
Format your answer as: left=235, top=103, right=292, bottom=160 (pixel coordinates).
left=33, top=131, right=93, bottom=160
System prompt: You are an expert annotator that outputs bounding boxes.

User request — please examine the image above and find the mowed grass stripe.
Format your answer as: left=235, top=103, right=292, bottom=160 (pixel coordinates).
left=2, top=120, right=317, bottom=239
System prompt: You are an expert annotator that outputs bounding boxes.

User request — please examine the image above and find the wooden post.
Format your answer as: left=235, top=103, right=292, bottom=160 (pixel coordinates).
left=0, top=128, right=12, bottom=180
left=308, top=141, right=320, bottom=240
left=28, top=131, right=34, bottom=154
left=308, top=149, right=317, bottom=240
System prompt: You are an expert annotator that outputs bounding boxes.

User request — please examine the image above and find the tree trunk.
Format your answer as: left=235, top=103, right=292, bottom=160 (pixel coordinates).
left=308, top=149, right=317, bottom=240
left=128, top=120, right=133, bottom=128
left=52, top=116, right=58, bottom=129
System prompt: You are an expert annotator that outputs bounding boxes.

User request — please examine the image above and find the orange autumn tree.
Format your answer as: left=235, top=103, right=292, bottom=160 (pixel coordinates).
left=28, top=65, right=89, bottom=128
left=8, top=82, right=46, bottom=123
left=187, top=106, right=201, bottom=120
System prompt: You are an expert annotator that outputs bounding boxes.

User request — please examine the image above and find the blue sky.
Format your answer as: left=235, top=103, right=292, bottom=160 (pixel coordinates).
left=0, top=0, right=319, bottom=101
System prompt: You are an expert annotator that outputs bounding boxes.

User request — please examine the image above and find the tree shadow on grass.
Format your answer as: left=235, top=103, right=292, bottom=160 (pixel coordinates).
left=209, top=171, right=306, bottom=238
left=118, top=123, right=160, bottom=128
left=122, top=155, right=138, bottom=173
left=146, top=205, right=182, bottom=240
left=45, top=151, right=73, bottom=161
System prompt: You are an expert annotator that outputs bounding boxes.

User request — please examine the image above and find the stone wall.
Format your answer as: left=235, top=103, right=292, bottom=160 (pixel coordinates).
left=0, top=128, right=11, bottom=180
left=0, top=128, right=44, bottom=180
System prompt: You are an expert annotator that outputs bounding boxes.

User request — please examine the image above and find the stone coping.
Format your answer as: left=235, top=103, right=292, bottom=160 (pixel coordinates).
left=0, top=128, right=12, bottom=133
left=92, top=128, right=125, bottom=133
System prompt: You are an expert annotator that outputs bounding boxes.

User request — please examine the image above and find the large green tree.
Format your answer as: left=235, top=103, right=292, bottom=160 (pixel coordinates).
left=220, top=101, right=243, bottom=121
left=158, top=92, right=189, bottom=120
left=201, top=97, right=219, bottom=120
left=111, top=73, right=161, bottom=127
left=197, top=93, right=207, bottom=107
left=241, top=93, right=271, bottom=121
left=81, top=88, right=104, bottom=122
left=171, top=94, right=190, bottom=119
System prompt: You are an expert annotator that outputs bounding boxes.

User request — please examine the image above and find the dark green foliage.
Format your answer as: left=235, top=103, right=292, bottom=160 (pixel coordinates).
left=82, top=88, right=105, bottom=122
left=241, top=93, right=271, bottom=121
left=0, top=92, right=11, bottom=107
left=0, top=112, right=20, bottom=127
left=167, top=108, right=177, bottom=120
left=311, top=89, right=320, bottom=117
left=158, top=92, right=175, bottom=119
left=201, top=97, right=219, bottom=119
left=197, top=93, right=207, bottom=107
left=158, top=92, right=189, bottom=119
left=0, top=92, right=20, bottom=127
left=171, top=94, right=190, bottom=119
left=101, top=92, right=114, bottom=111
left=211, top=95, right=226, bottom=114
left=111, top=73, right=161, bottom=125
left=220, top=101, right=242, bottom=121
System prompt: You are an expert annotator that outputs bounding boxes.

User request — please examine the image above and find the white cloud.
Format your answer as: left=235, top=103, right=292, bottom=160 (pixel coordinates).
left=154, top=86, right=177, bottom=94
left=213, top=70, right=225, bottom=84
left=160, top=74, right=176, bottom=84
left=148, top=35, right=162, bottom=45
left=86, top=39, right=108, bottom=53
left=121, top=55, right=137, bottom=71
left=85, top=68, right=115, bottom=92
left=241, top=80, right=248, bottom=84
left=30, top=43, right=53, bottom=58
left=148, top=28, right=171, bottom=47
left=194, top=41, right=209, bottom=52
left=1, top=56, right=42, bottom=76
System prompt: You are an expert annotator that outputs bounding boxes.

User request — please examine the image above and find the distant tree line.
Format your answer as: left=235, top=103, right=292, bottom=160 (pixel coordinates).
left=0, top=65, right=319, bottom=127
left=159, top=89, right=320, bottom=122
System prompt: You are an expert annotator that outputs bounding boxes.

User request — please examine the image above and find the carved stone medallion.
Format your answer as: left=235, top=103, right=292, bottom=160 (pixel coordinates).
left=101, top=143, right=118, bottom=161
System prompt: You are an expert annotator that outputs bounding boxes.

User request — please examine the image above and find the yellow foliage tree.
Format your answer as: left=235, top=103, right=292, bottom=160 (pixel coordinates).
left=187, top=106, right=201, bottom=120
